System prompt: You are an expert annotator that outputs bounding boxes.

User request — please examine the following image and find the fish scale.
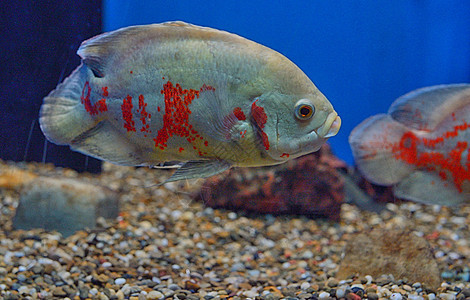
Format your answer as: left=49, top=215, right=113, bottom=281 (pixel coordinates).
left=350, top=84, right=470, bottom=205
left=40, top=21, right=340, bottom=183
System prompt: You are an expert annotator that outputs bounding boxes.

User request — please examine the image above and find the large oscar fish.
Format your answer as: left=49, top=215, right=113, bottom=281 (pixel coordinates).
left=349, top=84, right=470, bottom=205
left=40, top=21, right=341, bottom=182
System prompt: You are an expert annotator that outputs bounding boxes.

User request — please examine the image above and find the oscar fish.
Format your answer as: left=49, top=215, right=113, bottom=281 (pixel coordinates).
left=39, top=21, right=341, bottom=183
left=349, top=84, right=470, bottom=205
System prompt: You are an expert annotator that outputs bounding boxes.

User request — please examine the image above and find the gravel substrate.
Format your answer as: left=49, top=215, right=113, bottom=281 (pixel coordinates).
left=0, top=160, right=469, bottom=299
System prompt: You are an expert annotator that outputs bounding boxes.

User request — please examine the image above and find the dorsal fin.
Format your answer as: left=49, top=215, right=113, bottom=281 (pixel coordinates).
left=388, top=84, right=470, bottom=131
left=76, top=21, right=245, bottom=79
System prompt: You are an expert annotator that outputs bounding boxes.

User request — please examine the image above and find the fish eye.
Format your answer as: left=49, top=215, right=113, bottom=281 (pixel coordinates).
left=294, top=100, right=315, bottom=120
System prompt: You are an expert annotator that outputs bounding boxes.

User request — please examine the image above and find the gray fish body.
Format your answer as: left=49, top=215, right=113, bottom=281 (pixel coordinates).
left=40, top=22, right=340, bottom=182
left=349, top=84, right=470, bottom=205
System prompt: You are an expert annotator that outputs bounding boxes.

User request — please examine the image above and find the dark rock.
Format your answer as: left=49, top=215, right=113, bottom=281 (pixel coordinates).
left=461, top=288, right=470, bottom=297
left=337, top=228, right=441, bottom=290
left=13, top=176, right=119, bottom=237
left=194, top=144, right=345, bottom=220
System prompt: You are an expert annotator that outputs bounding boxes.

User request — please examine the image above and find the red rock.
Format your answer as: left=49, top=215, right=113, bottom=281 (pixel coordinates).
left=194, top=144, right=346, bottom=220
left=346, top=292, right=362, bottom=300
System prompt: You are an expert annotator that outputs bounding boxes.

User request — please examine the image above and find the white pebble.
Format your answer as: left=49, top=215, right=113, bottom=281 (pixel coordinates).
left=439, top=293, right=456, bottom=300
left=114, top=278, right=126, bottom=285
left=243, top=289, right=259, bottom=298
left=102, top=262, right=112, bottom=268
left=171, top=210, right=182, bottom=219
left=18, top=266, right=27, bottom=272
left=18, top=286, right=30, bottom=295
left=318, top=291, right=330, bottom=299
left=427, top=293, right=436, bottom=300
left=227, top=212, right=237, bottom=220
left=377, top=287, right=391, bottom=297
left=300, top=282, right=310, bottom=290
left=365, top=275, right=373, bottom=284
left=302, top=250, right=314, bottom=259
left=90, top=288, right=99, bottom=296
left=336, top=286, right=347, bottom=298
left=448, top=252, right=461, bottom=260
left=147, top=290, right=164, bottom=299
left=282, top=262, right=291, bottom=269
left=390, top=293, right=403, bottom=300
left=408, top=295, right=424, bottom=300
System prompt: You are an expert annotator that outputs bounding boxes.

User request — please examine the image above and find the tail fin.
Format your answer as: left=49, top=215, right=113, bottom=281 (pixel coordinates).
left=39, top=64, right=147, bottom=166
left=39, top=64, right=95, bottom=146
left=349, top=114, right=415, bottom=185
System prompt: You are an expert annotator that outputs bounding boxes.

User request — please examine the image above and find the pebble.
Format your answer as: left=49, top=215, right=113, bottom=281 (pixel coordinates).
left=300, top=282, right=310, bottom=290
left=346, top=292, right=361, bottom=300
left=52, top=286, right=67, bottom=297
left=439, top=293, right=457, bottom=300
left=147, top=291, right=164, bottom=299
left=390, top=293, right=403, bottom=300
left=336, top=286, right=347, bottom=298
left=0, top=161, right=468, bottom=300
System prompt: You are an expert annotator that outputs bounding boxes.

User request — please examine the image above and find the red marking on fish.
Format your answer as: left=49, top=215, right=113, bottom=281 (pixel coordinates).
left=239, top=130, right=247, bottom=138
left=137, top=94, right=151, bottom=136
left=81, top=81, right=108, bottom=116
left=233, top=107, right=246, bottom=121
left=154, top=81, right=213, bottom=154
left=121, top=95, right=136, bottom=132
left=392, top=121, right=470, bottom=192
left=130, top=70, right=133, bottom=74
left=280, top=153, right=290, bottom=158
left=157, top=106, right=161, bottom=112
left=251, top=99, right=270, bottom=150
left=200, top=84, right=215, bottom=92
left=179, top=147, right=184, bottom=152
left=102, top=86, right=109, bottom=97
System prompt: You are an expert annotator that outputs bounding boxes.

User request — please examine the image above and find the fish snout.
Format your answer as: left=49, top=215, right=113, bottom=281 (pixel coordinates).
left=318, top=113, right=341, bottom=138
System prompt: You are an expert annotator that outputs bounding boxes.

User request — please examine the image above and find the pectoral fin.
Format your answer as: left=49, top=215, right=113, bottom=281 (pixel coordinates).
left=394, top=171, right=467, bottom=206
left=160, top=160, right=232, bottom=184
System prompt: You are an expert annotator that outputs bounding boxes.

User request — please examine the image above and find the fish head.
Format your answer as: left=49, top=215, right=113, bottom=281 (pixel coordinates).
left=251, top=91, right=341, bottom=162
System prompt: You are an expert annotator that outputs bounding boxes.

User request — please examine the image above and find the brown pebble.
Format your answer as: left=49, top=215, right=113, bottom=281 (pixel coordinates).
left=184, top=280, right=200, bottom=290
left=367, top=292, right=379, bottom=300
left=239, top=282, right=252, bottom=290
left=43, top=264, right=54, bottom=274
left=326, top=278, right=339, bottom=287
left=52, top=286, right=67, bottom=297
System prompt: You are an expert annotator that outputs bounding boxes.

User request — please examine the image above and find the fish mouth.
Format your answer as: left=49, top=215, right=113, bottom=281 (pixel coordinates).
left=317, top=113, right=341, bottom=138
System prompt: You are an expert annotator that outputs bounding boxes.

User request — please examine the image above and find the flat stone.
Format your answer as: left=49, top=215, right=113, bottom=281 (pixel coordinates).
left=13, top=176, right=119, bottom=237
left=337, top=228, right=441, bottom=290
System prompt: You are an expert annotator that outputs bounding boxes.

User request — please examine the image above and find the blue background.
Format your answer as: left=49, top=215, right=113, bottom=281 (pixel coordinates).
left=104, top=1, right=470, bottom=164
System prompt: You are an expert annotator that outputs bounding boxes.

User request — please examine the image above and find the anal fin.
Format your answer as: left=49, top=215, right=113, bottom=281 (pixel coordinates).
left=160, top=160, right=232, bottom=184
left=394, top=171, right=467, bottom=206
